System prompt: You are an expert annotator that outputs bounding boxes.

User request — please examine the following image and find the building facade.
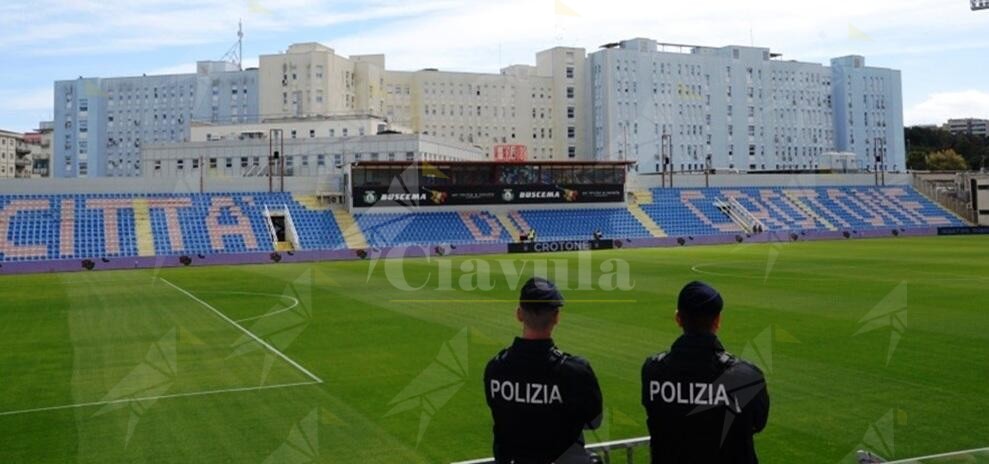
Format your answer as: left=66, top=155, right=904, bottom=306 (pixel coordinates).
left=946, top=118, right=989, bottom=137
left=831, top=55, right=905, bottom=171
left=590, top=38, right=903, bottom=173
left=259, top=43, right=385, bottom=120
left=260, top=43, right=589, bottom=161
left=53, top=61, right=259, bottom=178
left=189, top=114, right=407, bottom=143
left=0, top=130, right=24, bottom=178
left=141, top=133, right=485, bottom=179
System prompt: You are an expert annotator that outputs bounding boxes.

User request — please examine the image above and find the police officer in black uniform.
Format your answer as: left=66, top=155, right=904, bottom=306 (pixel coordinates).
left=641, top=281, right=770, bottom=464
left=485, top=277, right=603, bottom=464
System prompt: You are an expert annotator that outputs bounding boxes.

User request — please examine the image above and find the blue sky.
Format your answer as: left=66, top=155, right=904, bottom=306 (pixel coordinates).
left=1, top=0, right=987, bottom=132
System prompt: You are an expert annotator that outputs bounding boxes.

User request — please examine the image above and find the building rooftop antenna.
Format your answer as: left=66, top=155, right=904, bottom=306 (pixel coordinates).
left=220, top=20, right=244, bottom=70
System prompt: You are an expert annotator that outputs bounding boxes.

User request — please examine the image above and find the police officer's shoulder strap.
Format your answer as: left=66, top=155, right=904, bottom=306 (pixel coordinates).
left=716, top=351, right=738, bottom=368
left=550, top=347, right=570, bottom=373
left=650, top=351, right=669, bottom=364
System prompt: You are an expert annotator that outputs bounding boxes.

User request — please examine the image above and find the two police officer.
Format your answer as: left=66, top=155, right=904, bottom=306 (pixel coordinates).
left=485, top=278, right=769, bottom=464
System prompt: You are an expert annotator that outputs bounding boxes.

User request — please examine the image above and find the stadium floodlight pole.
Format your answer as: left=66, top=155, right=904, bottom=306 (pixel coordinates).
left=705, top=154, right=712, bottom=188
left=880, top=137, right=886, bottom=186
left=268, top=131, right=273, bottom=192
left=660, top=131, right=671, bottom=188
left=873, top=138, right=880, bottom=186
left=269, top=129, right=284, bottom=193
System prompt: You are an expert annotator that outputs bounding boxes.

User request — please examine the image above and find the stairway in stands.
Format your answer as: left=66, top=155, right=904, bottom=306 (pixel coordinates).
left=783, top=190, right=837, bottom=231
left=495, top=212, right=522, bottom=240
left=331, top=208, right=369, bottom=249
left=627, top=190, right=667, bottom=237
left=131, top=198, right=155, bottom=257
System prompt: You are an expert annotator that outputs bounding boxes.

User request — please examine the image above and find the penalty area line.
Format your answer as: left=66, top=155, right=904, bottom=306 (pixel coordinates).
left=159, top=277, right=324, bottom=384
left=0, top=380, right=320, bottom=418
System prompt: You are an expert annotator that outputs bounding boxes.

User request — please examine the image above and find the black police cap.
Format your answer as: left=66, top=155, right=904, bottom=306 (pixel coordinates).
left=519, top=277, right=564, bottom=309
left=678, top=281, right=723, bottom=317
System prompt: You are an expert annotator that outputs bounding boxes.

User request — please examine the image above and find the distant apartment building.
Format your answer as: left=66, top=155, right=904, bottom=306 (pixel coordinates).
left=590, top=38, right=904, bottom=172
left=53, top=61, right=259, bottom=178
left=32, top=121, right=53, bottom=177
left=20, top=122, right=52, bottom=178
left=0, top=130, right=25, bottom=178
left=259, top=43, right=589, bottom=161
left=946, top=118, right=989, bottom=137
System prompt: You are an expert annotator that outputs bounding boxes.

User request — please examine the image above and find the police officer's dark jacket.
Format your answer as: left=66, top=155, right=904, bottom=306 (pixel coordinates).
left=641, top=333, right=769, bottom=464
left=485, top=337, right=602, bottom=464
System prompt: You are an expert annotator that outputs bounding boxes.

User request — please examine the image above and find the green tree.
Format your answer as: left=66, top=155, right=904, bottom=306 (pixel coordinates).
left=925, top=149, right=968, bottom=171
left=906, top=150, right=928, bottom=170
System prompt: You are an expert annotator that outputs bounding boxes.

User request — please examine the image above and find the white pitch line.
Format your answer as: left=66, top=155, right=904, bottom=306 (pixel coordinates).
left=159, top=278, right=324, bottom=384
left=0, top=380, right=319, bottom=418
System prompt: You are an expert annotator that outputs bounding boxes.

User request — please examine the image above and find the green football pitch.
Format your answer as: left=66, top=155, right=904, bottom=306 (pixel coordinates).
left=1, top=236, right=987, bottom=463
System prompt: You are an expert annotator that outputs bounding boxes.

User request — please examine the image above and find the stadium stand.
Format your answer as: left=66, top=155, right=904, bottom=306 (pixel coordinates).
left=639, top=186, right=966, bottom=237
left=0, top=193, right=346, bottom=262
left=516, top=208, right=652, bottom=241
left=0, top=186, right=967, bottom=264
left=356, top=211, right=513, bottom=247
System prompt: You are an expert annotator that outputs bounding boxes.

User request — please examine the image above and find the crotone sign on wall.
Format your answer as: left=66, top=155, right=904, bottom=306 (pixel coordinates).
left=508, top=240, right=616, bottom=254
left=353, top=184, right=624, bottom=207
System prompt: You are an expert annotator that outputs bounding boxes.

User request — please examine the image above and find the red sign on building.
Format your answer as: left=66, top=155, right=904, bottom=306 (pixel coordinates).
left=493, top=144, right=528, bottom=162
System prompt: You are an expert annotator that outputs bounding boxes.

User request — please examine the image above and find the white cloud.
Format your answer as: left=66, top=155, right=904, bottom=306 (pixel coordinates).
left=328, top=0, right=989, bottom=72
left=905, top=90, right=989, bottom=126
left=2, top=0, right=988, bottom=130
left=0, top=0, right=459, bottom=55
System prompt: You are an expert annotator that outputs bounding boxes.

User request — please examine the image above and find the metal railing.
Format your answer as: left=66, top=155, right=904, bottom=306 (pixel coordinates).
left=450, top=436, right=651, bottom=464
left=714, top=197, right=766, bottom=234
left=282, top=203, right=302, bottom=250
left=910, top=176, right=976, bottom=224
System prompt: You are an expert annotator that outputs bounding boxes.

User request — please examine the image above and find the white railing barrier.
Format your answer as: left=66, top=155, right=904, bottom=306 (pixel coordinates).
left=714, top=197, right=765, bottom=234
left=727, top=196, right=766, bottom=233
left=262, top=204, right=278, bottom=247
left=450, top=436, right=651, bottom=464
left=282, top=203, right=302, bottom=250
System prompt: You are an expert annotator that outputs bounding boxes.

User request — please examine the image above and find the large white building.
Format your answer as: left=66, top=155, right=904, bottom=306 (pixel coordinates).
left=53, top=61, right=259, bottom=178
left=590, top=38, right=904, bottom=173
left=52, top=38, right=904, bottom=177
left=259, top=43, right=589, bottom=161
left=831, top=55, right=905, bottom=171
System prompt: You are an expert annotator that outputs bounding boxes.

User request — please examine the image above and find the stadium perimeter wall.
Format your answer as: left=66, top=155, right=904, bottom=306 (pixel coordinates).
left=632, top=172, right=911, bottom=189
left=0, top=175, right=336, bottom=195
left=0, top=227, right=937, bottom=276
left=0, top=173, right=910, bottom=196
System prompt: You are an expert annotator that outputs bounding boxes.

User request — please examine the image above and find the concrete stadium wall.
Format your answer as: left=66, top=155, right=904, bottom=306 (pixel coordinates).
left=631, top=172, right=911, bottom=189
left=0, top=228, right=938, bottom=276
left=0, top=175, right=336, bottom=195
